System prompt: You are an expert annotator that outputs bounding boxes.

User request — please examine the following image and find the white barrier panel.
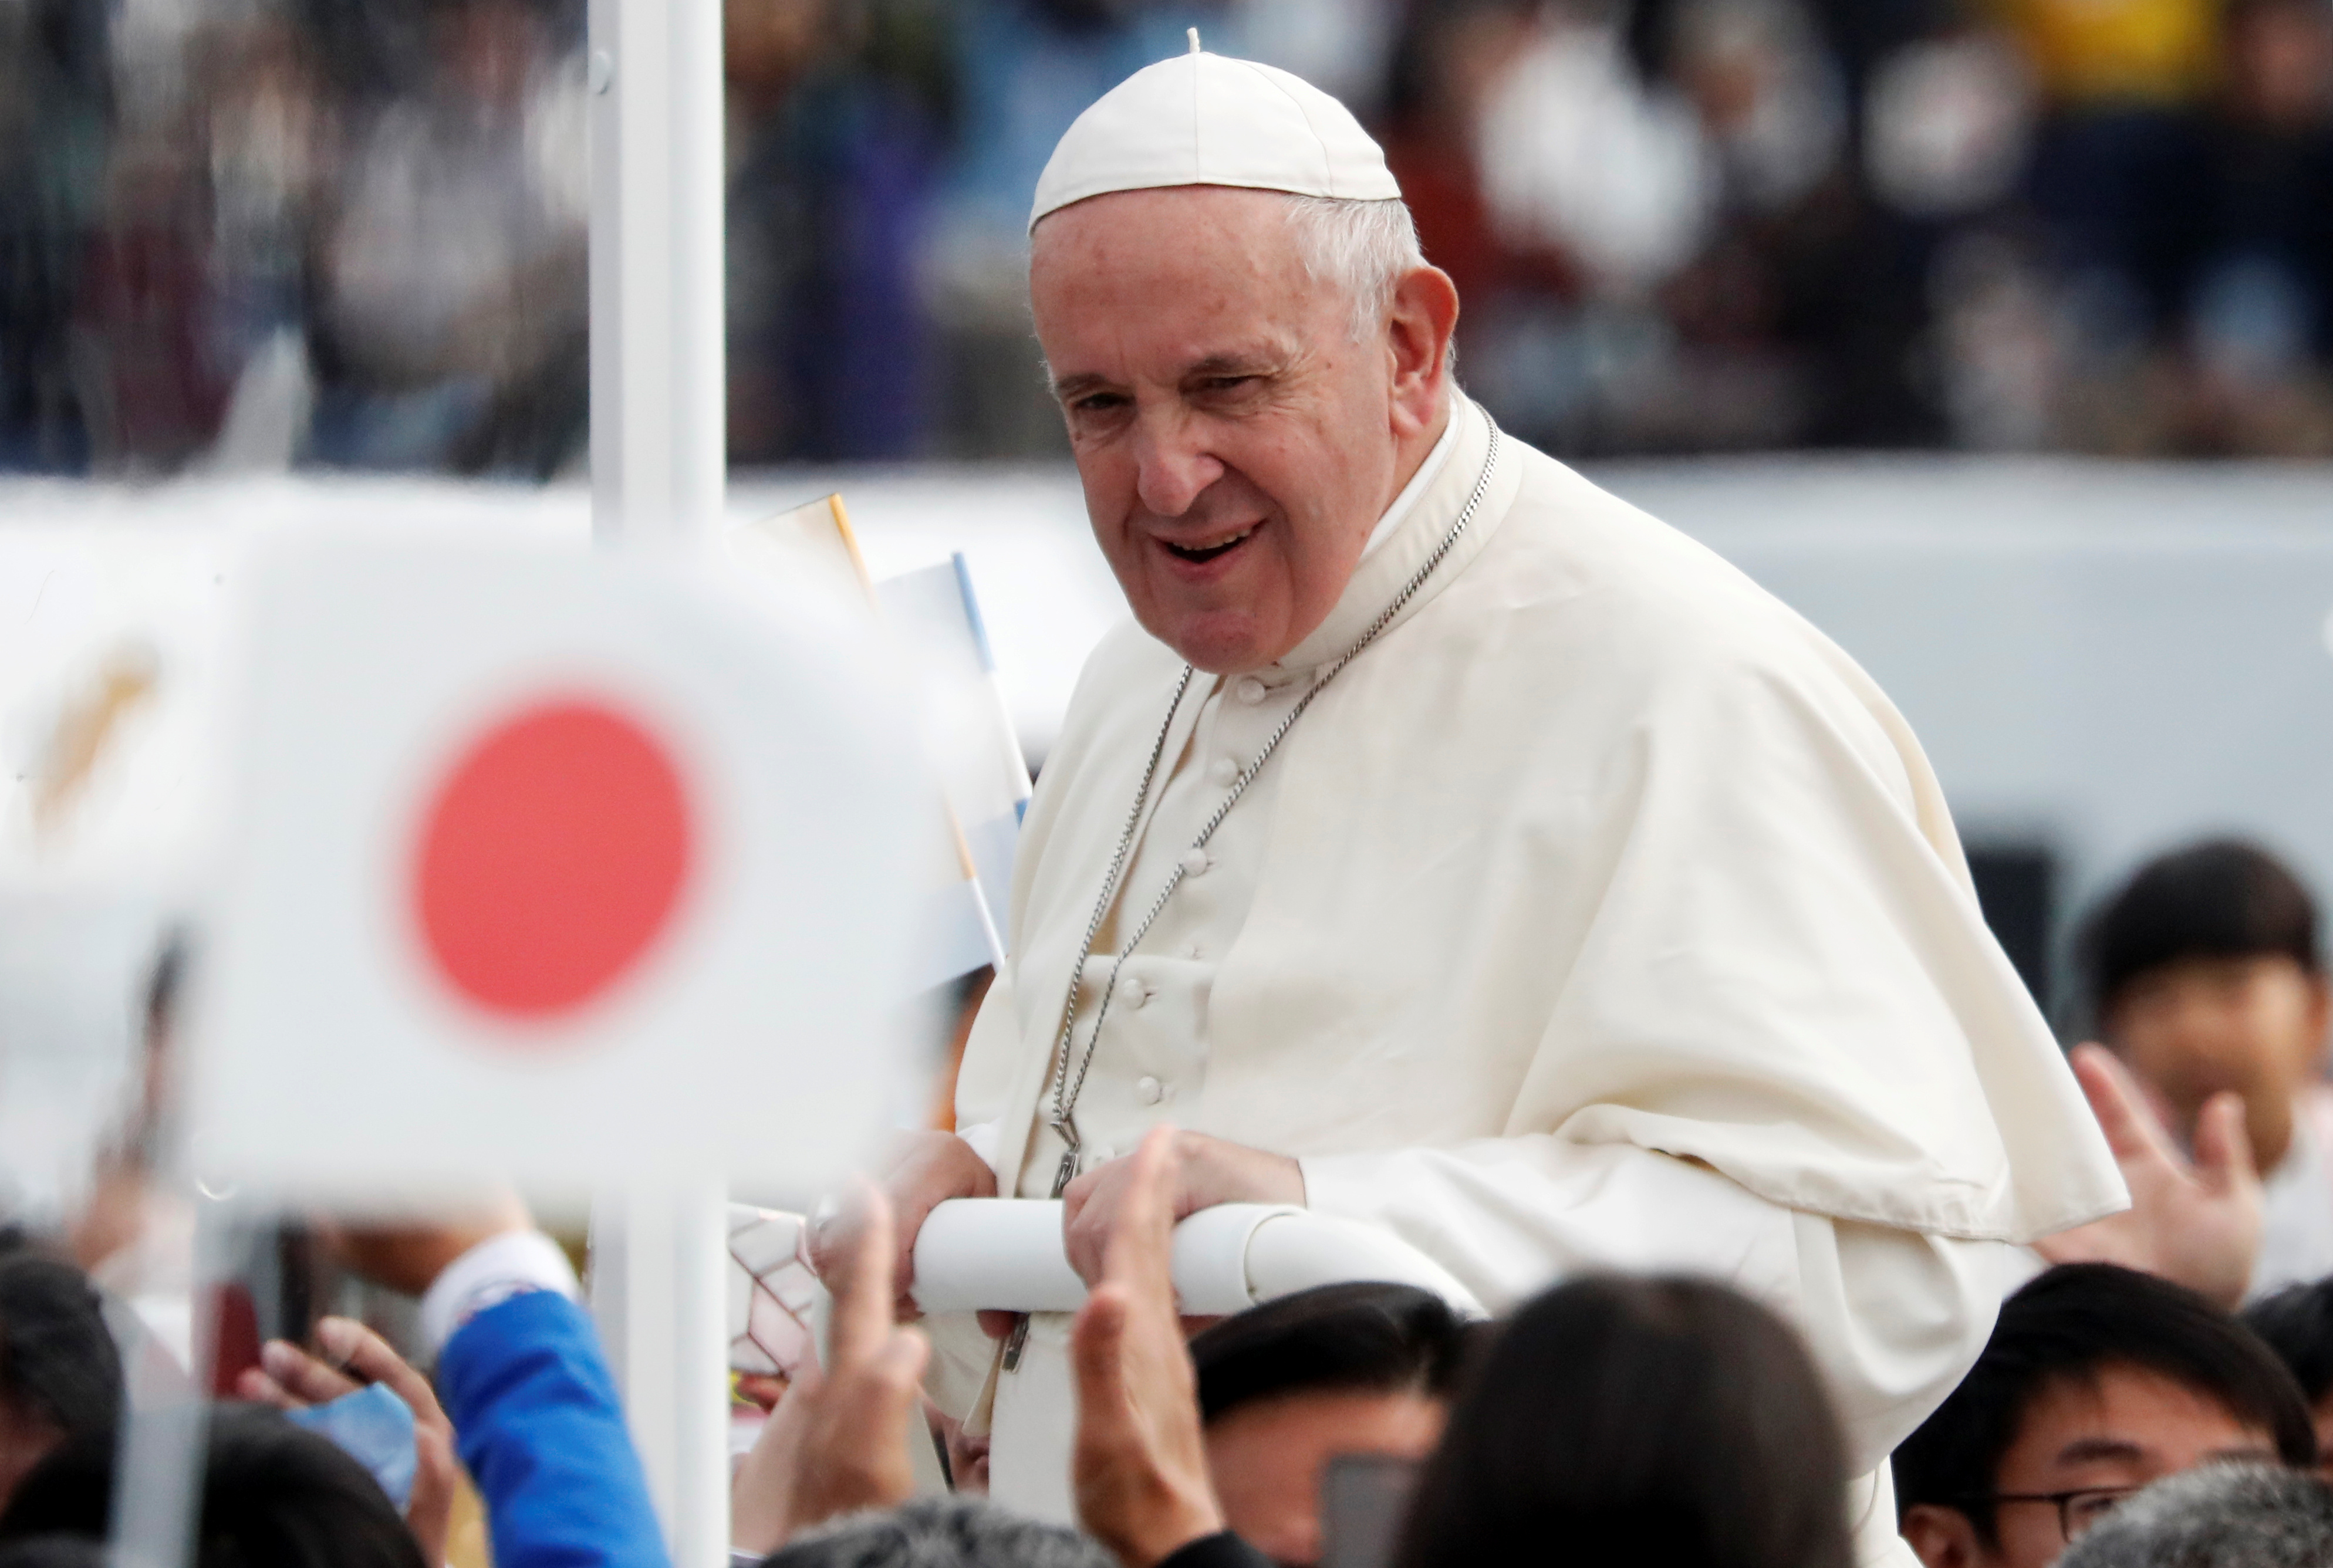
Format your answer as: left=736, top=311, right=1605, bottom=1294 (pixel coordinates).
left=910, top=1198, right=1483, bottom=1318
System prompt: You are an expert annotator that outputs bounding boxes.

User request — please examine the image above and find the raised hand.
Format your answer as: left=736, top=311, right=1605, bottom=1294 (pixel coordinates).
left=237, top=1315, right=459, bottom=1567
left=2034, top=1042, right=2263, bottom=1309
left=1070, top=1126, right=1227, bottom=1568
left=811, top=1131, right=998, bottom=1322
left=733, top=1184, right=931, bottom=1555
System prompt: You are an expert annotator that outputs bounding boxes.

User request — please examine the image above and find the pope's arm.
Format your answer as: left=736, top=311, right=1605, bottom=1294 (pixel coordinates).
left=1299, top=1137, right=2018, bottom=1476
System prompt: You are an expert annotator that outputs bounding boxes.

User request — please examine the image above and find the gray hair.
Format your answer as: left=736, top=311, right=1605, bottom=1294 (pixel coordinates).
left=760, top=1497, right=1116, bottom=1568
left=2057, top=1464, right=2333, bottom=1568
left=1281, top=194, right=1429, bottom=343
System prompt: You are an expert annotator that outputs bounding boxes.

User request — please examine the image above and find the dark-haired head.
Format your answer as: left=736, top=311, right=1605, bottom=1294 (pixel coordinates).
left=2245, top=1277, right=2333, bottom=1460
left=0, top=1256, right=120, bottom=1515
left=1896, top=1265, right=2313, bottom=1568
left=2079, top=840, right=2330, bottom=1180
left=1191, top=1282, right=1468, bottom=1423
left=1190, top=1284, right=1469, bottom=1566
left=1393, top=1274, right=1851, bottom=1568
left=2246, top=1278, right=2333, bottom=1404
left=2083, top=840, right=2321, bottom=1022
left=0, top=1403, right=425, bottom=1568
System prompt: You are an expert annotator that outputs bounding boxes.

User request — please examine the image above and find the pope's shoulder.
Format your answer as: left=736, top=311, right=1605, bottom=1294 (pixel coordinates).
left=1476, top=438, right=1888, bottom=705
left=1039, top=435, right=1910, bottom=776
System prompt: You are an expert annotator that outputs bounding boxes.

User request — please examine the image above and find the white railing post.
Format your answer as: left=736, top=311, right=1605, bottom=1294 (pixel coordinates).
left=586, top=0, right=729, bottom=1560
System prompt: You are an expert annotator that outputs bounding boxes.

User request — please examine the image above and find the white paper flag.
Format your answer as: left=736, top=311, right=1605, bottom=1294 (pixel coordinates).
left=873, top=555, right=1032, bottom=958
left=730, top=499, right=1013, bottom=988
left=186, top=527, right=930, bottom=1200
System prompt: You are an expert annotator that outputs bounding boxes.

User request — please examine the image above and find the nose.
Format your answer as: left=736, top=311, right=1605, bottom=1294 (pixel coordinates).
left=1131, top=409, right=1224, bottom=519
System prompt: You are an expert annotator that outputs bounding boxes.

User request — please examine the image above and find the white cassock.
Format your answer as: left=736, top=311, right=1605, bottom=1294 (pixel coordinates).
left=927, top=394, right=2124, bottom=1566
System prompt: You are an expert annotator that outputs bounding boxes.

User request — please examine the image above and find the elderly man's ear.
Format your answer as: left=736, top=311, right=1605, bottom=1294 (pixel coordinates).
left=1385, top=265, right=1460, bottom=438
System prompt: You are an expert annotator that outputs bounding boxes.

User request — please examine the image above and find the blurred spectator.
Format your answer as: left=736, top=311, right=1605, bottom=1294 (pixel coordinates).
left=764, top=1498, right=1113, bottom=1568
left=2033, top=1042, right=2265, bottom=1312
left=2179, top=0, right=2333, bottom=455
left=196, top=16, right=337, bottom=471
left=2057, top=1462, right=2333, bottom=1568
left=0, top=1253, right=120, bottom=1516
left=2080, top=841, right=2333, bottom=1300
left=0, top=1403, right=426, bottom=1568
left=1393, top=1275, right=1853, bottom=1568
left=1187, top=1282, right=1466, bottom=1565
left=2244, top=1276, right=2333, bottom=1471
left=305, top=0, right=588, bottom=475
left=7, top=0, right=2332, bottom=468
left=1895, top=1263, right=2315, bottom=1568
left=248, top=1205, right=666, bottom=1568
left=725, top=0, right=950, bottom=463
left=0, top=0, right=110, bottom=472
left=1375, top=2, right=1581, bottom=441
left=2008, top=0, right=2217, bottom=415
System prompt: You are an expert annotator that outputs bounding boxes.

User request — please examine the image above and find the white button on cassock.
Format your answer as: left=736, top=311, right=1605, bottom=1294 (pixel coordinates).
left=1135, top=1076, right=1164, bottom=1106
left=1180, top=848, right=1210, bottom=876
left=1208, top=757, right=1239, bottom=786
left=1235, top=677, right=1267, bottom=705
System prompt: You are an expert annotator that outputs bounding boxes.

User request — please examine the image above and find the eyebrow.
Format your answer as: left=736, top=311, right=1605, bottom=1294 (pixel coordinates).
left=1051, top=346, right=1299, bottom=404
left=2054, top=1438, right=2146, bottom=1466
left=1183, top=351, right=1282, bottom=380
left=1051, top=371, right=1116, bottom=403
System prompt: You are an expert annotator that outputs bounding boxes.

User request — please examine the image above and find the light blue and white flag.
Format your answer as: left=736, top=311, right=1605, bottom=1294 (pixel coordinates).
left=876, top=555, right=1033, bottom=969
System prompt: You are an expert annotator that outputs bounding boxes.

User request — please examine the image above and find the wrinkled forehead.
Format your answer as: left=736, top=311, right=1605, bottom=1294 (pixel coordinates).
left=1029, top=187, right=1340, bottom=365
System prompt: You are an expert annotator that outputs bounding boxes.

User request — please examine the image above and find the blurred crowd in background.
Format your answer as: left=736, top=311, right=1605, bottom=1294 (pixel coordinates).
left=5, top=0, right=2333, bottom=478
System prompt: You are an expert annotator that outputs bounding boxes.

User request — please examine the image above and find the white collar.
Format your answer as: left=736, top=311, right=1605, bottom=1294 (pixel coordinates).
left=1359, top=400, right=1461, bottom=560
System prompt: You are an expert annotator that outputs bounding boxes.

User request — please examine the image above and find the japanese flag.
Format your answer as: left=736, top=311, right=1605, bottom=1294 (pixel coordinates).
left=185, top=527, right=931, bottom=1202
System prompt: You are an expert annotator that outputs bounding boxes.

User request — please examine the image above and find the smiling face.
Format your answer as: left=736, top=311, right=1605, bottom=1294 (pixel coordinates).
left=1029, top=186, right=1453, bottom=673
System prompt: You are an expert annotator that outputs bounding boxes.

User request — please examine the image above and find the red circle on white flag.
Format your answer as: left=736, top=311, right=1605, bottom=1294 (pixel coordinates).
left=412, top=698, right=694, bottom=1021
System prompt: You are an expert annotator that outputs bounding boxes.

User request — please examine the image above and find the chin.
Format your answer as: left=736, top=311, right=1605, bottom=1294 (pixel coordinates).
left=1170, top=634, right=1268, bottom=675
left=1154, top=609, right=1277, bottom=674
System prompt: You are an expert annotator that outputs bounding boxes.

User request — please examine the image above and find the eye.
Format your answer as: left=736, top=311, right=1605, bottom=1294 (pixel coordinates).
left=2067, top=1490, right=2135, bottom=1532
left=1202, top=375, right=1258, bottom=393
left=1068, top=391, right=1130, bottom=415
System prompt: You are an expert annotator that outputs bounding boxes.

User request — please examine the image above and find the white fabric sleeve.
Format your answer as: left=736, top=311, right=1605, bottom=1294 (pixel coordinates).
left=416, top=1229, right=582, bottom=1357
left=1301, top=1136, right=2022, bottom=1475
left=955, top=1119, right=1002, bottom=1172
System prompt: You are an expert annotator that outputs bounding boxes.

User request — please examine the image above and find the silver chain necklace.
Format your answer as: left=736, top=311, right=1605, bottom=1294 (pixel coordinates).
left=1036, top=419, right=1504, bottom=1195
left=998, top=421, right=1501, bottom=1371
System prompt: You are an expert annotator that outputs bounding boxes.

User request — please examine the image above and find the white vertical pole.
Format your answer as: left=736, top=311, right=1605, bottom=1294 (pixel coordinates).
left=672, top=1182, right=734, bottom=1568
left=589, top=0, right=725, bottom=550
left=108, top=1202, right=232, bottom=1568
left=587, top=0, right=728, bottom=1560
left=590, top=1186, right=728, bottom=1568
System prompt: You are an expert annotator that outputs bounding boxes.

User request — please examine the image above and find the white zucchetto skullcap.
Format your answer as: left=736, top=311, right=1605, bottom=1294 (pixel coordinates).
left=1028, top=33, right=1402, bottom=232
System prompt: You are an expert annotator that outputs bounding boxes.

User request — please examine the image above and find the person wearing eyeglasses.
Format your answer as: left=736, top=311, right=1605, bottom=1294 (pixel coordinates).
left=1895, top=1263, right=2315, bottom=1568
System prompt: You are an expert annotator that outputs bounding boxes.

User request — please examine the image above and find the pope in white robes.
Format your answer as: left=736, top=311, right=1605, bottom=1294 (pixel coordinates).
left=842, top=43, right=2126, bottom=1567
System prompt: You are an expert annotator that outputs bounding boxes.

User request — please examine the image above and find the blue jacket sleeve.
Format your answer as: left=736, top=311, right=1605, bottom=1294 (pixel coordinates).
left=436, top=1289, right=672, bottom=1568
